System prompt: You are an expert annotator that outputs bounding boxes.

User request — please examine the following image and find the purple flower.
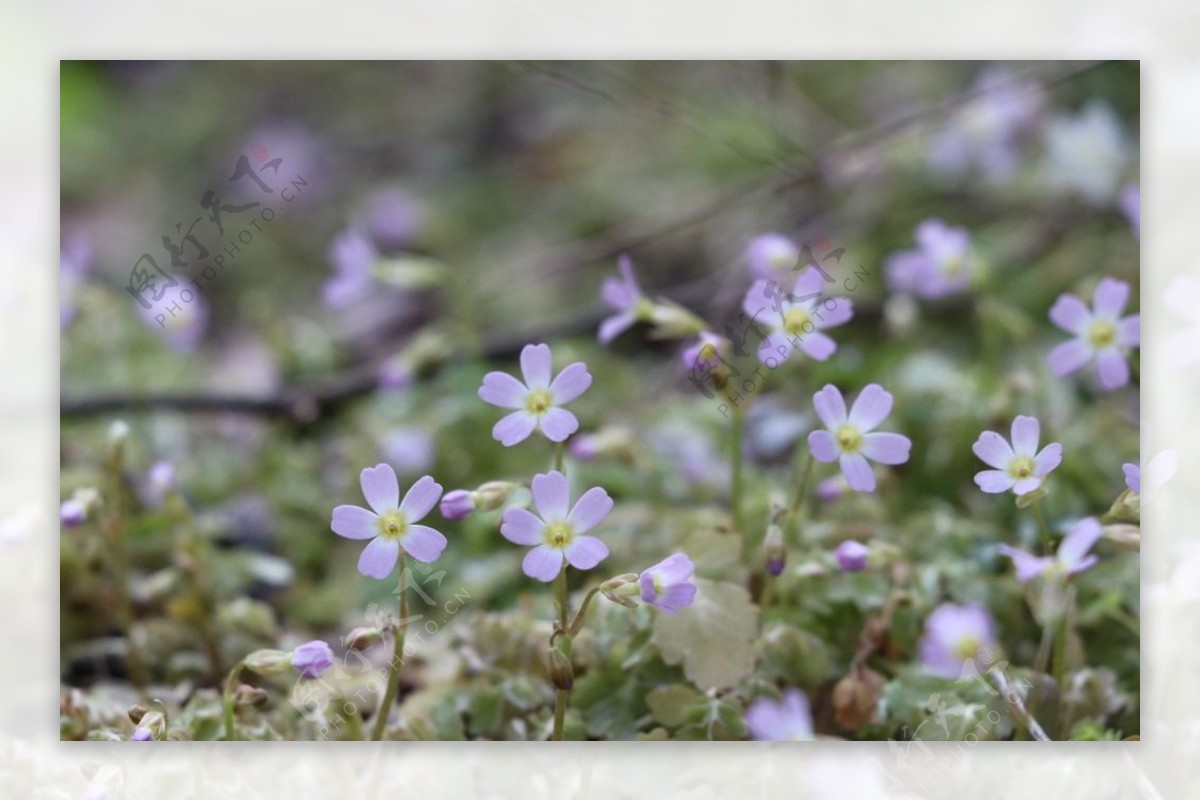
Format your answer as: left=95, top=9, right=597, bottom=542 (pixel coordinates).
left=928, top=67, right=1043, bottom=181
left=680, top=331, right=729, bottom=372
left=381, top=427, right=435, bottom=476
left=568, top=434, right=601, bottom=462
left=440, top=489, right=475, bottom=520
left=130, top=727, right=153, bottom=741
left=60, top=499, right=87, bottom=527
left=1048, top=277, right=1140, bottom=390
left=499, top=471, right=610, bottom=582
left=833, top=540, right=869, bottom=572
left=1119, top=185, right=1140, bottom=239
left=598, top=255, right=648, bottom=344
left=917, top=603, right=998, bottom=679
left=377, top=357, right=414, bottom=392
left=744, top=233, right=800, bottom=281
left=742, top=267, right=853, bottom=365
left=638, top=553, right=697, bottom=615
left=364, top=188, right=423, bottom=252
left=816, top=475, right=846, bottom=503
left=745, top=689, right=814, bottom=741
left=331, top=465, right=447, bottom=579
left=478, top=343, right=592, bottom=446
left=290, top=640, right=335, bottom=678
left=972, top=415, right=1062, bottom=496
left=1123, top=463, right=1140, bottom=494
left=808, top=384, right=911, bottom=493
left=322, top=228, right=377, bottom=309
left=137, top=286, right=208, bottom=351
left=884, top=219, right=975, bottom=299
left=997, top=517, right=1102, bottom=582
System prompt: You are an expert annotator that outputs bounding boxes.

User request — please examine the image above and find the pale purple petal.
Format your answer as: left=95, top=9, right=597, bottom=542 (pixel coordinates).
left=1118, top=315, right=1140, bottom=347
left=848, top=384, right=894, bottom=432
left=357, top=536, right=400, bottom=579
left=1012, top=477, right=1042, bottom=495
left=746, top=234, right=798, bottom=278
left=360, top=463, right=400, bottom=514
left=1010, top=415, right=1040, bottom=456
left=567, top=487, right=613, bottom=533
left=1034, top=443, right=1063, bottom=476
left=840, top=453, right=875, bottom=492
left=1096, top=348, right=1130, bottom=390
left=331, top=505, right=379, bottom=540
left=814, top=297, right=853, bottom=328
left=1123, top=463, right=1140, bottom=493
left=861, top=432, right=911, bottom=465
left=973, top=431, right=1014, bottom=469
left=564, top=535, right=608, bottom=570
left=617, top=254, right=641, bottom=294
left=653, top=583, right=697, bottom=613
left=479, top=371, right=527, bottom=408
left=834, top=540, right=870, bottom=572
left=520, top=343, right=553, bottom=389
left=523, top=544, right=564, bottom=582
left=400, top=524, right=448, bottom=563
left=598, top=311, right=636, bottom=344
left=797, top=330, right=836, bottom=361
left=997, top=545, right=1053, bottom=582
left=549, top=362, right=592, bottom=404
left=539, top=408, right=579, bottom=442
left=648, top=553, right=695, bottom=585
left=493, top=411, right=538, bottom=446
left=745, top=698, right=789, bottom=741
left=1049, top=293, right=1092, bottom=335
left=975, top=469, right=1016, bottom=493
left=812, top=384, right=848, bottom=428
left=532, top=471, right=570, bottom=521
left=1048, top=339, right=1093, bottom=376
left=742, top=279, right=775, bottom=319
left=792, top=265, right=828, bottom=299
left=398, top=475, right=442, bottom=522
left=500, top=507, right=546, bottom=545
left=756, top=331, right=795, bottom=365
left=808, top=430, right=838, bottom=462
left=1093, top=277, right=1130, bottom=318
left=1058, top=517, right=1102, bottom=569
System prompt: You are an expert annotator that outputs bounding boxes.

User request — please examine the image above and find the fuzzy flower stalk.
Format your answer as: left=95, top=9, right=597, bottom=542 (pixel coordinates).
left=222, top=640, right=335, bottom=740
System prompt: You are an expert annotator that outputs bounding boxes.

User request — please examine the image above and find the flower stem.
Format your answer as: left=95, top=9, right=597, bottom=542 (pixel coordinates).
left=222, top=660, right=245, bottom=741
left=785, top=450, right=815, bottom=546
left=730, top=405, right=745, bottom=535
left=552, top=566, right=573, bottom=741
left=371, top=553, right=408, bottom=741
left=1032, top=500, right=1054, bottom=556
left=555, top=441, right=566, bottom=474
left=102, top=467, right=146, bottom=694
left=1053, top=587, right=1074, bottom=691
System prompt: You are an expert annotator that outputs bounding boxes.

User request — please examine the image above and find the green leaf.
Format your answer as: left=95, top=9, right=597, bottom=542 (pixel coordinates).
left=651, top=579, right=758, bottom=690
left=645, top=684, right=704, bottom=728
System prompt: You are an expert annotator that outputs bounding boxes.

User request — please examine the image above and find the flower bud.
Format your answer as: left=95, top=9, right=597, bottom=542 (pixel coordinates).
left=649, top=300, right=707, bottom=338
left=816, top=476, right=844, bottom=503
left=61, top=499, right=87, bottom=528
left=127, top=704, right=149, bottom=724
left=242, top=648, right=294, bottom=677
left=833, top=540, right=870, bottom=572
left=832, top=665, right=884, bottom=729
left=762, top=524, right=786, bottom=576
left=599, top=573, right=641, bottom=608
left=473, top=481, right=520, bottom=512
left=130, top=727, right=153, bottom=741
left=1108, top=488, right=1140, bottom=523
left=291, top=640, right=335, bottom=679
left=105, top=420, right=131, bottom=467
left=132, top=709, right=165, bottom=740
left=548, top=645, right=574, bottom=691
left=568, top=427, right=638, bottom=463
left=343, top=625, right=383, bottom=651
left=1103, top=523, right=1140, bottom=552
left=233, top=684, right=270, bottom=708
left=439, top=489, right=475, bottom=520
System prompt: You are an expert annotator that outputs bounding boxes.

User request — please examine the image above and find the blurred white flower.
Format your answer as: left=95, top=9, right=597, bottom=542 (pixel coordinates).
left=1041, top=100, right=1131, bottom=203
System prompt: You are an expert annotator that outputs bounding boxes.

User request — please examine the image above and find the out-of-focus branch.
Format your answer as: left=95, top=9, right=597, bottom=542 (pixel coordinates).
left=990, top=668, right=1052, bottom=742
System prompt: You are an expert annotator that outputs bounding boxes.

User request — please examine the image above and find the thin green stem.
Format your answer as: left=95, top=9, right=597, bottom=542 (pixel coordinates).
left=371, top=553, right=408, bottom=741
left=552, top=566, right=572, bottom=741
left=222, top=661, right=244, bottom=741
left=785, top=450, right=815, bottom=547
left=1053, top=587, right=1074, bottom=692
left=1032, top=500, right=1055, bottom=556
left=103, top=464, right=146, bottom=694
left=563, top=586, right=602, bottom=639
left=555, top=441, right=566, bottom=474
left=731, top=406, right=745, bottom=535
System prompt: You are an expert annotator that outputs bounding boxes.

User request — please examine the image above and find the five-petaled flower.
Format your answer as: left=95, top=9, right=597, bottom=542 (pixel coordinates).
left=742, top=268, right=853, bottom=364
left=744, top=232, right=800, bottom=281
left=638, top=553, right=697, bottom=615
left=478, top=343, right=592, bottom=446
left=745, top=689, right=814, bottom=741
left=808, top=384, right=912, bottom=493
left=331, top=465, right=448, bottom=579
left=972, top=415, right=1062, bottom=496
left=997, top=517, right=1102, bottom=582
left=1047, top=277, right=1140, bottom=390
left=500, top=471, right=611, bottom=582
left=884, top=219, right=977, bottom=299
left=917, top=603, right=998, bottom=678
left=598, top=254, right=652, bottom=344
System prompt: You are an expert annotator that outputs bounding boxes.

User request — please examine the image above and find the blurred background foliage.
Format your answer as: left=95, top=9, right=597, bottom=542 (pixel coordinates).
left=60, top=60, right=1139, bottom=741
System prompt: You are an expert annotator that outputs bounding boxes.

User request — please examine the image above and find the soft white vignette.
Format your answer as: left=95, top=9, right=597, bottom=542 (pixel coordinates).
left=2, top=0, right=1196, bottom=797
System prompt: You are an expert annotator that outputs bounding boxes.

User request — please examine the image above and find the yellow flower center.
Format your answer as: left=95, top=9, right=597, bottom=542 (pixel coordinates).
left=941, top=255, right=966, bottom=276
left=783, top=307, right=812, bottom=336
left=543, top=521, right=575, bottom=548
left=953, top=635, right=981, bottom=662
left=377, top=511, right=408, bottom=541
left=836, top=424, right=863, bottom=454
left=1088, top=319, right=1117, bottom=349
left=698, top=343, right=719, bottom=362
left=524, top=389, right=553, bottom=415
left=1008, top=455, right=1035, bottom=479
